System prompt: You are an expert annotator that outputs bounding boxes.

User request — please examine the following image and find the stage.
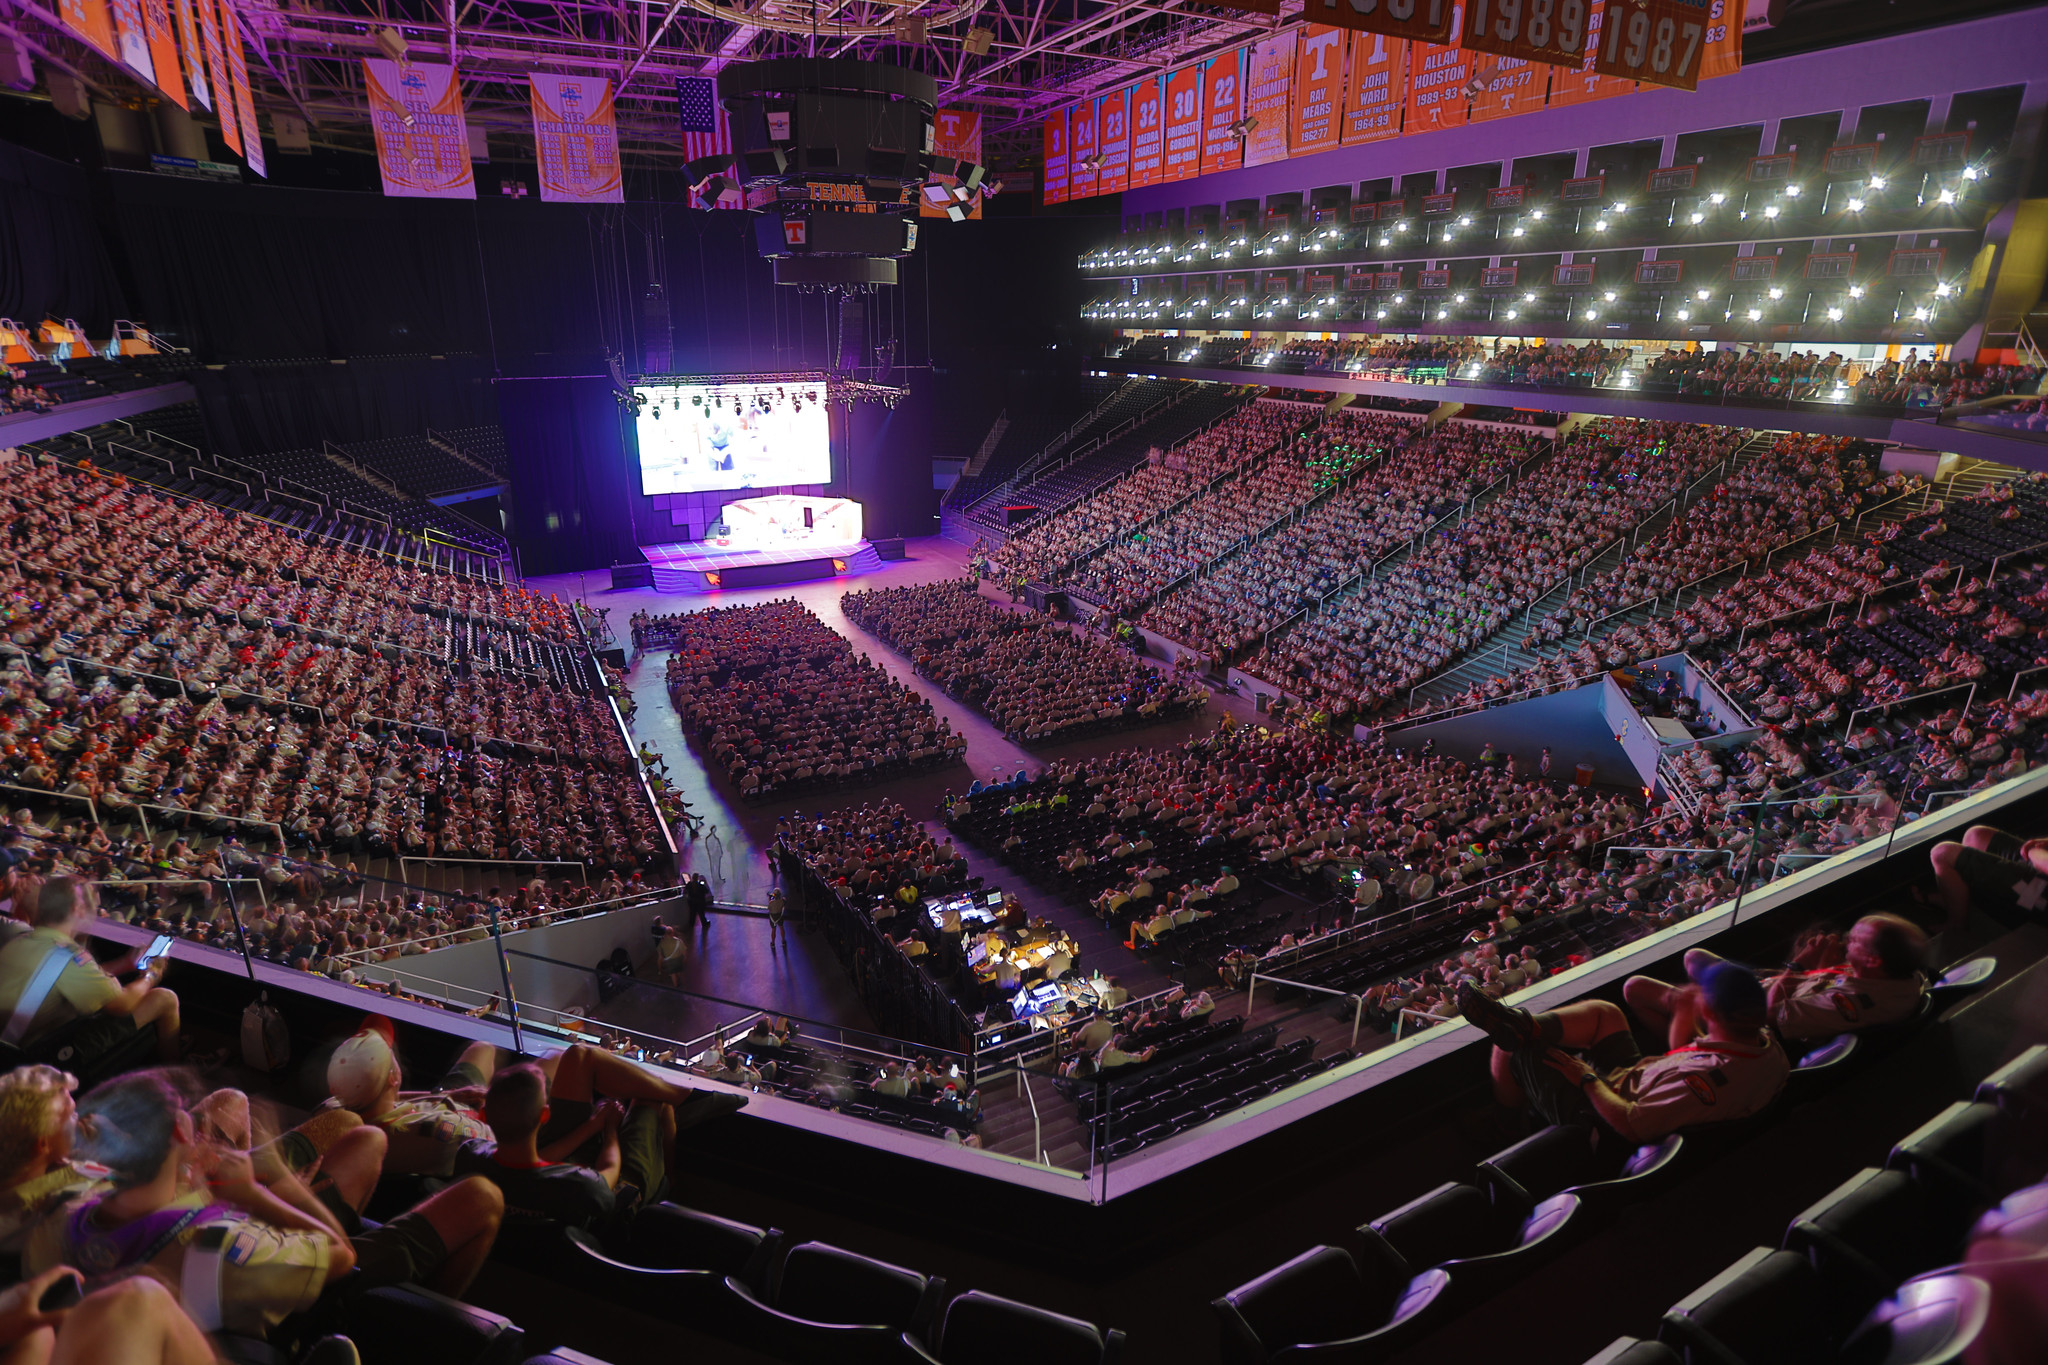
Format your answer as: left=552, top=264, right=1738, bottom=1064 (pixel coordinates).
left=616, top=538, right=888, bottom=593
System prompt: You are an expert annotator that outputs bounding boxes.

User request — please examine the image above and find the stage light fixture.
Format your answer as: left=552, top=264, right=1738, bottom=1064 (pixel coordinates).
left=374, top=25, right=409, bottom=63
left=963, top=26, right=993, bottom=55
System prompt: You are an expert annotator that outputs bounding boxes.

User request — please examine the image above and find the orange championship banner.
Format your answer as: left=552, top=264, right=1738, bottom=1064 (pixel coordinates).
left=1096, top=88, right=1131, bottom=194
left=1067, top=97, right=1099, bottom=199
left=226, top=3, right=262, bottom=175
left=1594, top=0, right=1712, bottom=91
left=1406, top=7, right=1472, bottom=135
left=1162, top=62, right=1203, bottom=181
left=173, top=0, right=210, bottom=109
left=1340, top=31, right=1406, bottom=145
left=142, top=0, right=185, bottom=107
left=532, top=74, right=622, bottom=203
left=364, top=59, right=473, bottom=198
left=1470, top=53, right=1548, bottom=122
left=1461, top=0, right=1601, bottom=70
left=1129, top=76, right=1165, bottom=187
left=1699, top=0, right=1741, bottom=80
left=1298, top=0, right=1455, bottom=45
left=1198, top=46, right=1245, bottom=175
left=1548, top=0, right=1633, bottom=106
left=55, top=0, right=118, bottom=61
left=1242, top=29, right=1294, bottom=167
left=198, top=0, right=236, bottom=152
left=1291, top=25, right=1347, bottom=159
left=1041, top=105, right=1069, bottom=204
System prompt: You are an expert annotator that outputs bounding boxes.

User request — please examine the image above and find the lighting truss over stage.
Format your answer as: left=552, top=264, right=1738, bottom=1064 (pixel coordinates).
left=621, top=370, right=906, bottom=411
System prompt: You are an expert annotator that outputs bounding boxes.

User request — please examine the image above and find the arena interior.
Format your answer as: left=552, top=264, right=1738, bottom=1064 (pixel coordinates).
left=3, top=1, right=2048, bottom=1361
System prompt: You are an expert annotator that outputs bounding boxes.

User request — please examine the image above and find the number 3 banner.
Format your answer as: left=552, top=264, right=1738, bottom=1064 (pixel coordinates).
left=1593, top=0, right=1710, bottom=91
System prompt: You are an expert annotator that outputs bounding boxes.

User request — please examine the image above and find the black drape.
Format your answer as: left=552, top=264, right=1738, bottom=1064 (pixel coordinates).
left=185, top=356, right=503, bottom=463
left=0, top=141, right=127, bottom=332
left=497, top=375, right=640, bottom=577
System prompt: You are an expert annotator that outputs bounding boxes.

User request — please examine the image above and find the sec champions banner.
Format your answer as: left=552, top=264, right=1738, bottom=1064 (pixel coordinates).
left=365, top=59, right=475, bottom=199
left=531, top=74, right=623, bottom=203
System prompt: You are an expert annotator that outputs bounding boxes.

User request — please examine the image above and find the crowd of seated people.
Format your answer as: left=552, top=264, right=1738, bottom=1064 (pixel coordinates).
left=842, top=580, right=1207, bottom=744
left=3, top=369, right=57, bottom=416
left=995, top=402, right=1312, bottom=587
left=1474, top=342, right=1636, bottom=389
left=1140, top=413, right=1501, bottom=660
left=1246, top=419, right=1735, bottom=717
left=1639, top=347, right=2042, bottom=408
left=662, top=599, right=965, bottom=801
left=1060, top=411, right=1404, bottom=614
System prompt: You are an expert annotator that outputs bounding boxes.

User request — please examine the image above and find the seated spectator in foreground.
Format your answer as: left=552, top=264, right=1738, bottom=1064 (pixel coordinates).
left=0, top=876, right=180, bottom=1066
left=27, top=1069, right=507, bottom=1336
left=325, top=1020, right=741, bottom=1176
left=454, top=1063, right=645, bottom=1244
left=1928, top=825, right=2048, bottom=930
left=0, top=1269, right=217, bottom=1365
left=1624, top=914, right=1928, bottom=1045
left=0, top=1065, right=98, bottom=1254
left=1458, top=962, right=1789, bottom=1144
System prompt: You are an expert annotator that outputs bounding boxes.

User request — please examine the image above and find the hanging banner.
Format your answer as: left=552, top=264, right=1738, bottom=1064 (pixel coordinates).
left=530, top=74, right=622, bottom=203
left=226, top=7, right=262, bottom=176
left=929, top=105, right=991, bottom=215
left=1291, top=25, right=1347, bottom=158
left=142, top=0, right=185, bottom=107
left=1594, top=0, right=1709, bottom=92
left=1242, top=29, right=1295, bottom=167
left=1341, top=31, right=1406, bottom=144
left=1041, top=105, right=1069, bottom=204
left=1067, top=98, right=1099, bottom=199
left=1406, top=16, right=1472, bottom=134
left=198, top=0, right=236, bottom=152
left=1550, top=0, right=1634, bottom=104
left=1198, top=46, right=1246, bottom=176
left=1163, top=62, right=1204, bottom=181
left=1129, top=76, right=1165, bottom=187
left=108, top=0, right=154, bottom=85
left=56, top=0, right=119, bottom=61
left=1299, top=0, right=1455, bottom=45
left=1096, top=88, right=1131, bottom=194
left=1462, top=0, right=1599, bottom=70
left=364, top=59, right=474, bottom=198
left=1699, top=0, right=1741, bottom=80
left=173, top=0, right=209, bottom=108
left=1470, top=53, right=1548, bottom=122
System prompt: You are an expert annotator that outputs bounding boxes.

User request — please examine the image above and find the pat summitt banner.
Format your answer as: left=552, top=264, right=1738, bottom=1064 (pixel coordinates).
left=531, top=73, right=623, bottom=203
left=365, top=59, right=475, bottom=199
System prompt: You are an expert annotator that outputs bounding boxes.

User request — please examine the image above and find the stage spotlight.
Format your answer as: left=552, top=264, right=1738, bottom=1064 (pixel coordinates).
left=955, top=161, right=986, bottom=193
left=922, top=182, right=953, bottom=205
left=963, top=25, right=993, bottom=55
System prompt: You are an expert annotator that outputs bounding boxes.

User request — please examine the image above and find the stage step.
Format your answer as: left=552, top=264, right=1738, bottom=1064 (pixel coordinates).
left=645, top=540, right=884, bottom=594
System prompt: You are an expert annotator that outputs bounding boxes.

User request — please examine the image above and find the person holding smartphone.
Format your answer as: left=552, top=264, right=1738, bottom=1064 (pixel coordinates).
left=0, top=878, right=181, bottom=1067
left=0, top=1267, right=217, bottom=1365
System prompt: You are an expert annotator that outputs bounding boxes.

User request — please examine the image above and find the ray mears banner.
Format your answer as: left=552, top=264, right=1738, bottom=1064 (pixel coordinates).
left=365, top=59, right=476, bottom=198
left=531, top=73, right=623, bottom=203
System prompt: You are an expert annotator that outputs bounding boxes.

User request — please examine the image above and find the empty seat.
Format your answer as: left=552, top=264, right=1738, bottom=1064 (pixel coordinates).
left=1657, top=1247, right=1834, bottom=1365
left=1362, top=1180, right=1582, bottom=1305
left=1837, top=1271, right=1993, bottom=1365
left=623, top=1202, right=784, bottom=1288
left=1974, top=1044, right=2048, bottom=1115
left=523, top=1352, right=615, bottom=1365
left=1582, top=1340, right=1683, bottom=1365
left=903, top=1289, right=1124, bottom=1365
left=1887, top=1102, right=2014, bottom=1217
left=727, top=1240, right=946, bottom=1365
left=1783, top=1168, right=1945, bottom=1334
left=1211, top=1243, right=1449, bottom=1364
left=340, top=1285, right=526, bottom=1365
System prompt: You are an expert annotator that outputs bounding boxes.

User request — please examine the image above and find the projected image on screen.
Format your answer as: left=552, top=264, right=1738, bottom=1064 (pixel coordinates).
left=634, top=381, right=830, bottom=494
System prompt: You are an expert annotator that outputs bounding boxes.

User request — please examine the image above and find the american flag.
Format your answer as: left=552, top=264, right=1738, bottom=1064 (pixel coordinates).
left=676, top=76, right=731, bottom=164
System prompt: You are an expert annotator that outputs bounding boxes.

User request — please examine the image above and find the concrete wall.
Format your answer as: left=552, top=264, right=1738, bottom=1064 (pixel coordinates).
left=1380, top=680, right=1635, bottom=787
left=1601, top=675, right=1663, bottom=790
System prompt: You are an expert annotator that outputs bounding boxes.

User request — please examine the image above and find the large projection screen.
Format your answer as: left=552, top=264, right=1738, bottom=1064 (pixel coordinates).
left=634, top=380, right=830, bottom=495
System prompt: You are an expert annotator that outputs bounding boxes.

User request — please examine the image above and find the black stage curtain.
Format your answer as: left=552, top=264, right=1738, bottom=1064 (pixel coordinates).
left=497, top=375, right=640, bottom=577
left=0, top=142, right=127, bottom=333
left=185, top=356, right=503, bottom=464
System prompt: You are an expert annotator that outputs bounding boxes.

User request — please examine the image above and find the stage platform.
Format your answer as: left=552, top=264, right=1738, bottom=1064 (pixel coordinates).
left=615, top=538, right=884, bottom=593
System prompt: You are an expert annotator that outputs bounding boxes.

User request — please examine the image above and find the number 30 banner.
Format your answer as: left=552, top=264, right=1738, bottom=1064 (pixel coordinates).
left=1594, top=0, right=1716, bottom=91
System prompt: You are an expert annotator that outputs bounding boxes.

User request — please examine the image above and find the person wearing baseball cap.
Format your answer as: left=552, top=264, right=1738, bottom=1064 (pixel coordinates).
left=1457, top=959, right=1788, bottom=1145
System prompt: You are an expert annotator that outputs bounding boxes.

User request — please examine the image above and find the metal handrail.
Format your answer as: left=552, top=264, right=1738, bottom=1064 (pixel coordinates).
left=1843, top=679, right=1979, bottom=739
left=1986, top=538, right=2048, bottom=585
left=398, top=855, right=593, bottom=887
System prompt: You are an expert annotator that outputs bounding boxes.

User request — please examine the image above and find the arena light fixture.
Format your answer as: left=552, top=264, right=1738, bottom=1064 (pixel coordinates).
left=1937, top=187, right=1956, bottom=204
left=1868, top=176, right=1886, bottom=190
left=1913, top=306, right=1931, bottom=320
left=1512, top=226, right=1526, bottom=237
left=1522, top=292, right=1536, bottom=303
left=1696, top=289, right=1710, bottom=301
left=1764, top=205, right=1780, bottom=218
left=1593, top=219, right=1609, bottom=231
left=1689, top=212, right=1705, bottom=224
left=1584, top=308, right=1598, bottom=320
left=1613, top=202, right=1629, bottom=213
left=1454, top=293, right=1467, bottom=304
left=1747, top=308, right=1762, bottom=320
left=1845, top=197, right=1865, bottom=212
left=1849, top=285, right=1865, bottom=298
left=1826, top=306, right=1843, bottom=320
left=1676, top=308, right=1691, bottom=319
left=1602, top=291, right=1616, bottom=302
left=1963, top=165, right=1982, bottom=181
left=1935, top=281, right=1954, bottom=297
left=1529, top=209, right=1545, bottom=220
left=1709, top=191, right=1727, bottom=204
left=1505, top=308, right=1518, bottom=319
left=1782, top=183, right=1801, bottom=197
left=1768, top=286, right=1784, bottom=299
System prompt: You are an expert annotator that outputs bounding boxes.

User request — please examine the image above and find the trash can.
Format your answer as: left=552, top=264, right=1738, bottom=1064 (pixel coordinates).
left=1574, top=762, right=1595, bottom=788
left=1255, top=692, right=1270, bottom=713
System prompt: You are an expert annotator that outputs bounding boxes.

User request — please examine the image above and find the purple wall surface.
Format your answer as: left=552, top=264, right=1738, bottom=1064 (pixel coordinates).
left=1121, top=10, right=2048, bottom=217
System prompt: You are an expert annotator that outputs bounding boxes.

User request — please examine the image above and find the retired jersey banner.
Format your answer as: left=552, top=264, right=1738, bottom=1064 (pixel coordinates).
left=1406, top=17, right=1472, bottom=134
left=1699, top=0, right=1740, bottom=80
left=1096, top=88, right=1131, bottom=194
left=56, top=0, right=118, bottom=61
left=365, top=59, right=474, bottom=198
left=1299, top=0, right=1455, bottom=44
left=1595, top=0, right=1710, bottom=91
left=1471, top=53, right=1548, bottom=122
left=531, top=74, right=622, bottom=203
left=1462, top=0, right=1599, bottom=70
left=933, top=107, right=983, bottom=217
left=227, top=7, right=262, bottom=175
left=174, top=0, right=209, bottom=108
left=142, top=0, right=185, bottom=106
left=1129, top=77, right=1165, bottom=187
left=1242, top=30, right=1295, bottom=167
left=1163, top=63, right=1203, bottom=182
left=1041, top=105, right=1069, bottom=204
left=1341, top=31, right=1405, bottom=144
left=1550, top=0, right=1633, bottom=104
left=198, top=0, right=236, bottom=151
left=108, top=0, right=154, bottom=85
left=1198, top=47, right=1245, bottom=175
left=1292, top=25, right=1347, bottom=158
left=1067, top=98, right=1099, bottom=199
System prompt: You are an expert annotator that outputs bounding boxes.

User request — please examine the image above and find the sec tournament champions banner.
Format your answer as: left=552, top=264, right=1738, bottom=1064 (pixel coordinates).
left=1041, top=106, right=1068, bottom=204
left=1097, top=87, right=1131, bottom=194
left=174, top=0, right=209, bottom=108
left=226, top=7, right=262, bottom=175
left=1162, top=63, right=1202, bottom=182
left=365, top=59, right=475, bottom=198
left=1291, top=25, right=1346, bottom=159
left=1341, top=31, right=1404, bottom=145
left=925, top=107, right=985, bottom=219
left=55, top=0, right=118, bottom=62
left=1198, top=47, right=1244, bottom=176
left=531, top=74, right=622, bottom=203
left=1242, top=30, right=1294, bottom=168
left=198, top=0, right=236, bottom=151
